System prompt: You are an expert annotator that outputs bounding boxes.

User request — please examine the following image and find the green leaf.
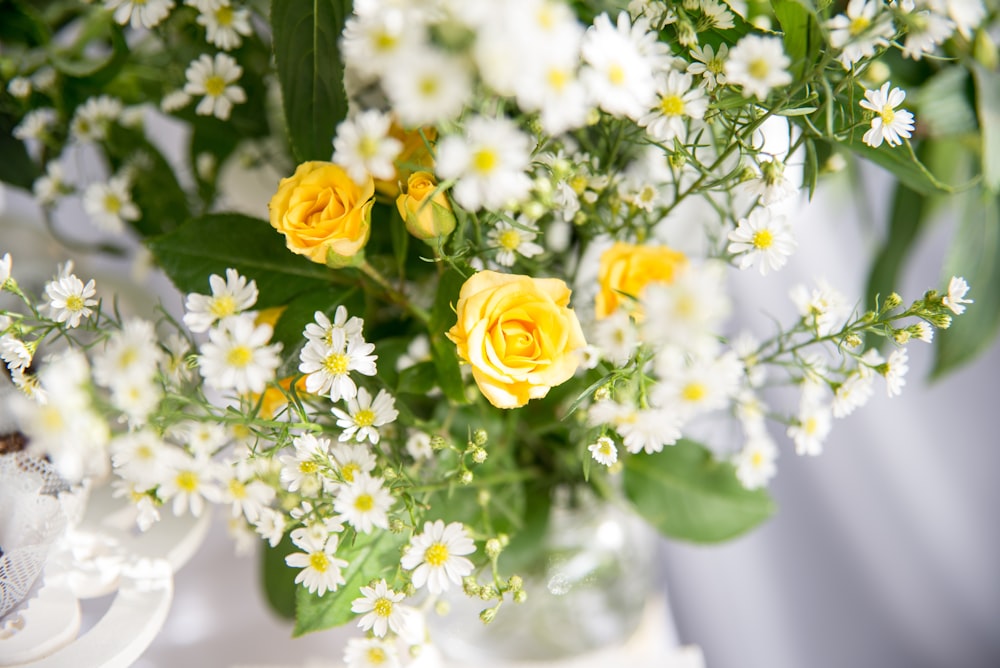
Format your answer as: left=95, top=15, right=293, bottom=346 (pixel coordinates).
left=770, top=0, right=820, bottom=79
left=0, top=0, right=50, bottom=47
left=396, top=360, right=437, bottom=395
left=49, top=9, right=129, bottom=85
left=840, top=138, right=958, bottom=196
left=971, top=63, right=1000, bottom=193
left=293, top=531, right=405, bottom=636
left=271, top=0, right=350, bottom=162
left=932, top=190, right=1000, bottom=377
left=260, top=532, right=298, bottom=620
left=147, top=213, right=335, bottom=308
left=429, top=267, right=468, bottom=404
left=623, top=439, right=775, bottom=543
left=911, top=67, right=977, bottom=139
left=0, top=114, right=40, bottom=190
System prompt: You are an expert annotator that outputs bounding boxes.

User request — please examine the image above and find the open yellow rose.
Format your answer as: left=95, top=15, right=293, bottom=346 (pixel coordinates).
left=595, top=242, right=687, bottom=319
left=446, top=271, right=587, bottom=409
left=268, top=161, right=374, bottom=267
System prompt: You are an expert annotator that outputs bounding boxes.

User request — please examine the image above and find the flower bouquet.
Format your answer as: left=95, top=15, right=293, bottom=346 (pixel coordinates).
left=1, top=0, right=996, bottom=663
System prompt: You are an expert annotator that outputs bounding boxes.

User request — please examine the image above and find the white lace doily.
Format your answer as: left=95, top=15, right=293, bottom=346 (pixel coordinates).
left=0, top=453, right=74, bottom=621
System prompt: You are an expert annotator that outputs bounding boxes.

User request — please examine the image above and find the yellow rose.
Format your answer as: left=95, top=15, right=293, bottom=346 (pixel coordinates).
left=268, top=161, right=374, bottom=267
left=396, top=171, right=456, bottom=241
left=595, top=242, right=687, bottom=319
left=446, top=271, right=587, bottom=409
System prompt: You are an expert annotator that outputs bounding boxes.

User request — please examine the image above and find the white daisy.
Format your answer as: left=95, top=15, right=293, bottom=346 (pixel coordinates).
left=639, top=70, right=708, bottom=143
left=400, top=520, right=476, bottom=594
left=640, top=261, right=731, bottom=353
left=860, top=82, right=915, bottom=148
left=183, top=268, right=259, bottom=333
left=82, top=176, right=141, bottom=233
left=158, top=453, right=223, bottom=517
left=351, top=579, right=418, bottom=639
left=901, top=10, right=955, bottom=60
left=789, top=279, right=851, bottom=337
left=279, top=433, right=331, bottom=493
left=435, top=116, right=534, bottom=211
left=329, top=443, right=377, bottom=484
left=653, top=351, right=743, bottom=421
left=111, top=429, right=172, bottom=486
left=303, top=306, right=364, bottom=348
left=220, top=470, right=275, bottom=522
left=786, top=398, right=832, bottom=456
left=591, top=309, right=638, bottom=367
left=285, top=533, right=348, bottom=596
left=831, top=371, right=874, bottom=418
left=942, top=275, right=973, bottom=314
left=334, top=473, right=394, bottom=534
left=110, top=480, right=161, bottom=532
left=13, top=108, right=58, bottom=142
left=332, top=387, right=399, bottom=445
left=160, top=89, right=192, bottom=113
left=0, top=334, right=31, bottom=372
left=93, top=318, right=162, bottom=389
left=332, top=110, right=403, bottom=183
left=70, top=95, right=122, bottom=142
left=733, top=436, right=778, bottom=490
left=724, top=35, right=792, bottom=101
left=298, top=329, right=378, bottom=402
left=727, top=208, right=797, bottom=275
left=932, top=0, right=986, bottom=38
left=742, top=155, right=797, bottom=207
left=882, top=348, right=909, bottom=397
left=488, top=218, right=545, bottom=267
left=110, top=376, right=162, bottom=426
left=105, top=0, right=175, bottom=29
left=343, top=637, right=400, bottom=668
left=615, top=405, right=682, bottom=454
left=581, top=12, right=658, bottom=120
left=825, top=0, right=895, bottom=69
left=687, top=43, right=728, bottom=90
left=341, top=10, right=424, bottom=81
left=6, top=76, right=31, bottom=99
left=254, top=507, right=287, bottom=548
left=588, top=435, right=619, bottom=466
left=196, top=0, right=253, bottom=50
left=33, top=162, right=70, bottom=206
left=197, top=313, right=282, bottom=395
left=700, top=0, right=735, bottom=29
left=382, top=47, right=473, bottom=126
left=43, top=269, right=98, bottom=328
left=183, top=53, right=247, bottom=120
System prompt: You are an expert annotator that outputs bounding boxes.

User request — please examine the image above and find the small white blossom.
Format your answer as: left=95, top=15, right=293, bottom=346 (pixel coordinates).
left=285, top=533, right=349, bottom=596
left=33, top=162, right=70, bottom=206
left=279, top=433, right=331, bottom=493
left=727, top=208, right=797, bottom=275
left=860, top=82, right=915, bottom=148
left=105, top=0, right=175, bottom=29
left=7, top=76, right=31, bottom=99
left=901, top=10, right=955, bottom=60
left=832, top=371, right=874, bottom=417
left=329, top=443, right=377, bottom=484
left=82, top=177, right=141, bottom=233
left=70, top=96, right=122, bottom=142
left=0, top=335, right=31, bottom=372
left=254, top=507, right=287, bottom=548
left=638, top=70, right=708, bottom=143
left=826, top=0, right=895, bottom=69
left=334, top=473, right=394, bottom=534
left=942, top=276, right=972, bottom=315
left=158, top=453, right=223, bottom=517
left=588, top=436, right=619, bottom=466
left=196, top=0, right=253, bottom=50
left=343, top=637, right=400, bottom=668
left=161, top=90, right=192, bottom=113
left=351, top=579, right=418, bottom=639
left=400, top=520, right=476, bottom=594
left=184, top=53, right=246, bottom=120
left=733, top=436, right=778, bottom=490
left=197, top=313, right=282, bottom=395
left=332, top=387, right=399, bottom=445
left=13, top=108, right=58, bottom=142
left=332, top=110, right=403, bottom=184
left=725, top=35, right=792, bottom=101
left=581, top=12, right=658, bottom=120
left=787, top=396, right=832, bottom=456
left=883, top=348, right=909, bottom=397
left=183, top=268, right=259, bottom=333
left=382, top=47, right=473, bottom=126
left=687, top=43, right=728, bottom=90
left=299, top=328, right=377, bottom=402
left=43, top=268, right=98, bottom=328
left=303, top=306, right=364, bottom=347
left=488, top=219, right=545, bottom=267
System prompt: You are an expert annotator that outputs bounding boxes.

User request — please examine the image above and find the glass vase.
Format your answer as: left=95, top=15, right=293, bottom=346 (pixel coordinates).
left=429, top=486, right=661, bottom=663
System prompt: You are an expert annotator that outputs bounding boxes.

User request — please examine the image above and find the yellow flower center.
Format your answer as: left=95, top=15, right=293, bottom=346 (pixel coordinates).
left=472, top=148, right=498, bottom=174
left=104, top=193, right=122, bottom=214
left=659, top=94, right=685, bottom=116
left=498, top=229, right=521, bottom=251
left=373, top=597, right=393, bottom=617
left=358, top=135, right=380, bottom=159
left=608, top=63, right=626, bottom=86
left=176, top=470, right=199, bottom=493
left=136, top=444, right=155, bottom=460
left=226, top=345, right=253, bottom=367
left=204, top=75, right=227, bottom=97
left=682, top=382, right=708, bottom=402
left=229, top=479, right=247, bottom=499
left=751, top=451, right=765, bottom=468
left=425, top=542, right=449, bottom=567
left=323, top=352, right=349, bottom=375
left=598, top=441, right=614, bottom=456
left=215, top=5, right=234, bottom=26
left=366, top=648, right=388, bottom=665
left=374, top=30, right=397, bottom=52
left=341, top=462, right=359, bottom=483
left=547, top=67, right=569, bottom=92
left=537, top=4, right=556, bottom=29
left=354, top=493, right=374, bottom=512
left=849, top=15, right=871, bottom=36
left=803, top=416, right=819, bottom=435
left=418, top=76, right=439, bottom=97
left=66, top=295, right=85, bottom=312
left=41, top=406, right=64, bottom=431
left=309, top=551, right=329, bottom=572
left=879, top=105, right=895, bottom=125
left=299, top=460, right=319, bottom=474
left=752, top=229, right=774, bottom=250
left=354, top=409, right=376, bottom=427
left=210, top=294, right=237, bottom=318
left=708, top=57, right=725, bottom=75
left=748, top=58, right=770, bottom=80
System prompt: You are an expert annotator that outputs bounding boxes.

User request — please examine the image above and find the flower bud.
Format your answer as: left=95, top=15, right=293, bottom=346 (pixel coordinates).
left=480, top=607, right=498, bottom=624
left=485, top=538, right=503, bottom=558
left=507, top=575, right=523, bottom=592
left=472, top=428, right=488, bottom=446
left=882, top=293, right=902, bottom=311
left=459, top=470, right=474, bottom=485
left=471, top=447, right=487, bottom=464
left=396, top=171, right=456, bottom=242
left=514, top=590, right=528, bottom=604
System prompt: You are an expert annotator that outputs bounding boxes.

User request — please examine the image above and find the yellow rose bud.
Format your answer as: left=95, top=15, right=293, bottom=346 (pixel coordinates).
left=268, top=161, right=374, bottom=267
left=374, top=122, right=437, bottom=198
left=446, top=270, right=587, bottom=409
left=595, top=242, right=687, bottom=319
left=396, top=171, right=456, bottom=241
